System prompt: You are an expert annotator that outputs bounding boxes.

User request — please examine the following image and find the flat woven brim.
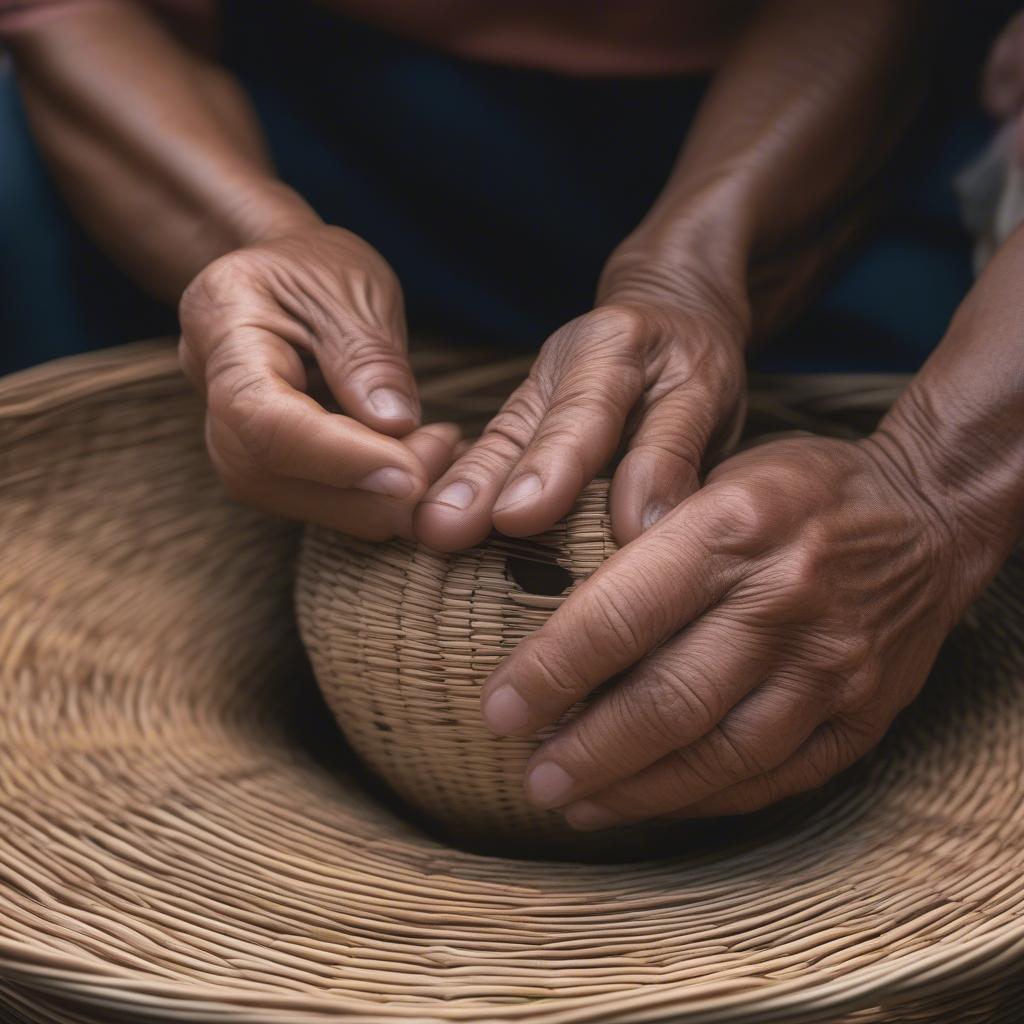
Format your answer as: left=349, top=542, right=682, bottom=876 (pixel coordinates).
left=1, top=341, right=1024, bottom=1024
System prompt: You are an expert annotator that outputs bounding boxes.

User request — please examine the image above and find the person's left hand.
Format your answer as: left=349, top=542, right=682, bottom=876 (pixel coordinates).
left=479, top=434, right=974, bottom=829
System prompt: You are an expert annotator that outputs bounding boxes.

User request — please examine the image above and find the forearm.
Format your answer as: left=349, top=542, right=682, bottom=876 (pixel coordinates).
left=9, top=0, right=318, bottom=301
left=602, top=0, right=931, bottom=332
left=871, top=224, right=1024, bottom=602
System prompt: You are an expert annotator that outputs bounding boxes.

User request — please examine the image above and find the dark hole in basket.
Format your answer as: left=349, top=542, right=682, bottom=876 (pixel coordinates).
left=506, top=556, right=573, bottom=596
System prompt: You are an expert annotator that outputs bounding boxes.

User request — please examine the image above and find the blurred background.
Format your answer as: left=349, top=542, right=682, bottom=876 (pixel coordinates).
left=0, top=1, right=1019, bottom=376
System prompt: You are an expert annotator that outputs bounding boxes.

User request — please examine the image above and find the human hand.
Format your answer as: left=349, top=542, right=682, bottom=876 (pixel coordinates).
left=480, top=434, right=978, bottom=829
left=179, top=224, right=459, bottom=540
left=414, top=287, right=747, bottom=552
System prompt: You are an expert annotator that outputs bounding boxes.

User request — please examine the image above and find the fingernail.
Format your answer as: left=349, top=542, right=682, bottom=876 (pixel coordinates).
left=368, top=387, right=417, bottom=422
left=494, top=473, right=542, bottom=513
left=525, top=762, right=575, bottom=808
left=482, top=686, right=531, bottom=735
left=429, top=480, right=475, bottom=510
left=355, top=467, right=417, bottom=499
left=564, top=800, right=624, bottom=832
left=641, top=501, right=673, bottom=532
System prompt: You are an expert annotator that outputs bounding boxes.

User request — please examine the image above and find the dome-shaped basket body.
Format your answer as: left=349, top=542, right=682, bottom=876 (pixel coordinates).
left=297, top=480, right=622, bottom=850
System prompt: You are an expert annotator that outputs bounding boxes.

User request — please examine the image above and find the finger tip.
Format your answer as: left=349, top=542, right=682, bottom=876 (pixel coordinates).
left=410, top=420, right=458, bottom=437
left=366, top=412, right=421, bottom=438
left=492, top=504, right=558, bottom=539
left=412, top=503, right=488, bottom=553
left=563, top=801, right=624, bottom=832
left=354, top=466, right=426, bottom=502
left=429, top=422, right=462, bottom=446
left=481, top=685, right=532, bottom=737
left=523, top=761, right=576, bottom=810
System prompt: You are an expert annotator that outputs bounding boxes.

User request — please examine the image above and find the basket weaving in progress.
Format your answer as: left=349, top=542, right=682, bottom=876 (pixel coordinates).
left=298, top=479, right=622, bottom=850
left=1, top=340, right=1024, bottom=1023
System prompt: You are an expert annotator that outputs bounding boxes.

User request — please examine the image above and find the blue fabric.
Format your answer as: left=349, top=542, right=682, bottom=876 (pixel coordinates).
left=0, top=63, right=178, bottom=371
left=0, top=4, right=998, bottom=375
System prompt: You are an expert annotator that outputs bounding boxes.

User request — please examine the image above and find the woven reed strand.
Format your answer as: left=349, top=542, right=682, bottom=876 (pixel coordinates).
left=297, top=480, right=620, bottom=850
left=0, top=341, right=1023, bottom=1023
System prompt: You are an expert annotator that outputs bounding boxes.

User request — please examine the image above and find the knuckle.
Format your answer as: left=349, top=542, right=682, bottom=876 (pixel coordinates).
left=832, top=667, right=878, bottom=714
left=663, top=746, right=720, bottom=795
left=709, top=724, right=772, bottom=780
left=783, top=534, right=827, bottom=594
left=585, top=303, right=650, bottom=347
left=708, top=776, right=785, bottom=816
left=323, top=327, right=403, bottom=379
left=181, top=253, right=252, bottom=324
left=208, top=370, right=288, bottom=472
left=639, top=662, right=720, bottom=744
left=833, top=714, right=884, bottom=761
left=776, top=634, right=876, bottom=713
left=636, top=433, right=703, bottom=480
left=706, top=481, right=778, bottom=550
left=772, top=663, right=839, bottom=714
left=541, top=305, right=650, bottom=374
left=520, top=636, right=588, bottom=704
left=798, top=747, right=839, bottom=791
left=768, top=540, right=830, bottom=619
left=484, top=397, right=542, bottom=453
left=453, top=432, right=524, bottom=483
left=829, top=630, right=876, bottom=680
left=560, top=726, right=614, bottom=777
left=803, top=723, right=861, bottom=785
left=582, top=592, right=645, bottom=658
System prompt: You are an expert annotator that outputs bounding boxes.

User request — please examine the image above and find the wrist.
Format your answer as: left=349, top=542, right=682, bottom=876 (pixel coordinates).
left=217, top=174, right=322, bottom=249
left=599, top=185, right=755, bottom=346
left=865, top=396, right=1024, bottom=614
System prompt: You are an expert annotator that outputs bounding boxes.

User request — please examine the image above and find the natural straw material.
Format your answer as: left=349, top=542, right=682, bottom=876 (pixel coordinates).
left=298, top=480, right=620, bottom=849
left=1, top=340, right=1024, bottom=1024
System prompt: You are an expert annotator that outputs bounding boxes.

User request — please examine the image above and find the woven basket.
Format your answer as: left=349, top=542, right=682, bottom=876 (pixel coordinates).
left=298, top=479, right=628, bottom=851
left=2, top=340, right=1024, bottom=1023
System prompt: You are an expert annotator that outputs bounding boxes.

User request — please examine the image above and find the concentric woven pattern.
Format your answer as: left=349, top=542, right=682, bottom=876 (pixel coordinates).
left=1, top=341, right=1024, bottom=1023
left=297, top=481, right=619, bottom=849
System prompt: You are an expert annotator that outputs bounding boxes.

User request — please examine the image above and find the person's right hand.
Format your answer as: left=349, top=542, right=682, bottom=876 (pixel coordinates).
left=179, top=224, right=459, bottom=540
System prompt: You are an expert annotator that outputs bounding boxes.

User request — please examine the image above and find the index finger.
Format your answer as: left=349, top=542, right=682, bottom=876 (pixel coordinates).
left=205, top=328, right=429, bottom=497
left=479, top=494, right=740, bottom=737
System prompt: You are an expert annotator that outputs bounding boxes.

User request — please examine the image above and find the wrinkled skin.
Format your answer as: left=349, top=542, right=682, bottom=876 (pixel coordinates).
left=17, top=2, right=1024, bottom=832
left=480, top=436, right=968, bottom=828
left=179, top=226, right=459, bottom=540
left=415, top=295, right=747, bottom=552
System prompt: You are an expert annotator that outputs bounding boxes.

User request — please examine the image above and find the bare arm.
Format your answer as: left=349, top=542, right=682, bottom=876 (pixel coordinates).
left=602, top=0, right=932, bottom=330
left=9, top=0, right=456, bottom=538
left=873, top=222, right=1024, bottom=596
left=416, top=0, right=933, bottom=552
left=9, top=0, right=315, bottom=299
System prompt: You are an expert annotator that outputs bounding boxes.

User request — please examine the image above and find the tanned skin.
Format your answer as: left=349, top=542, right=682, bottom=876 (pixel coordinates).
left=15, top=1, right=1023, bottom=828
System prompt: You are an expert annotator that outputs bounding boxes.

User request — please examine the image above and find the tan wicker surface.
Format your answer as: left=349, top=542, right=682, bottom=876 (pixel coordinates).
left=298, top=480, right=621, bottom=850
left=1, top=340, right=1023, bottom=1023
